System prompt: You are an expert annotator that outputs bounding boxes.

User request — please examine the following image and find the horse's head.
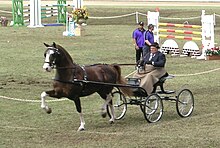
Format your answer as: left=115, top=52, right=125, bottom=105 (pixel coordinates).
left=43, top=42, right=61, bottom=72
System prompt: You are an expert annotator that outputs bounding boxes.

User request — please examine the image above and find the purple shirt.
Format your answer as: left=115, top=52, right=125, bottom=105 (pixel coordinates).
left=132, top=28, right=146, bottom=48
left=145, top=31, right=154, bottom=45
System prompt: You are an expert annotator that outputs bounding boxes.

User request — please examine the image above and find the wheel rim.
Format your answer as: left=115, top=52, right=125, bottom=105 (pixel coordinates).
left=144, top=94, right=163, bottom=123
left=108, top=91, right=127, bottom=120
left=177, top=89, right=194, bottom=117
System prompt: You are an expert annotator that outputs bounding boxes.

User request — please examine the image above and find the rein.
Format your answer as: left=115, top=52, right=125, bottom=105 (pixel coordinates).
left=115, top=63, right=136, bottom=66
left=55, top=66, right=76, bottom=69
left=54, top=63, right=137, bottom=69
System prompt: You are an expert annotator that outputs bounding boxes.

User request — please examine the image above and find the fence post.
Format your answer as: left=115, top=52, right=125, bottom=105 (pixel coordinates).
left=28, top=0, right=43, bottom=27
left=57, top=0, right=67, bottom=23
left=135, top=11, right=139, bottom=24
left=12, top=0, right=24, bottom=26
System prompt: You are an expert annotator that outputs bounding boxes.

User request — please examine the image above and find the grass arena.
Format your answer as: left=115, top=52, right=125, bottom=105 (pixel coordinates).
left=1, top=1, right=220, bottom=147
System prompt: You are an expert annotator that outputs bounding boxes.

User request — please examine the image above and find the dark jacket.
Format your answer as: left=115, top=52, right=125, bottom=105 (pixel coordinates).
left=143, top=51, right=166, bottom=67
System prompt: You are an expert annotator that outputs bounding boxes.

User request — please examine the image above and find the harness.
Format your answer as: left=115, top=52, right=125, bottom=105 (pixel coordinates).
left=45, top=46, right=88, bottom=81
left=80, top=65, right=88, bottom=81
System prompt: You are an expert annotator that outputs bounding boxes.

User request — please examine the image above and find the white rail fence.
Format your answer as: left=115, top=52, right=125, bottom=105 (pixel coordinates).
left=89, top=11, right=220, bottom=25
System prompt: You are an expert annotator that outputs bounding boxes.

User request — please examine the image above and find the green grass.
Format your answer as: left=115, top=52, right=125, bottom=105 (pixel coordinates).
left=1, top=4, right=220, bottom=148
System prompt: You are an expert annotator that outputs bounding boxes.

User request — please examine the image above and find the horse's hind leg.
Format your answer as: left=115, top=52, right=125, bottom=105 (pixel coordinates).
left=40, top=90, right=55, bottom=114
left=107, top=99, right=115, bottom=124
left=100, top=94, right=115, bottom=123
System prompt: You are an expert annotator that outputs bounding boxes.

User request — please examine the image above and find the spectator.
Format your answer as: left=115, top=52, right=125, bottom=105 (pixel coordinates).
left=143, top=24, right=155, bottom=57
left=132, top=21, right=146, bottom=63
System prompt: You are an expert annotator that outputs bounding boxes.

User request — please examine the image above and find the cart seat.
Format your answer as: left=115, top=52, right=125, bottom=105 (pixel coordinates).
left=152, top=73, right=175, bottom=94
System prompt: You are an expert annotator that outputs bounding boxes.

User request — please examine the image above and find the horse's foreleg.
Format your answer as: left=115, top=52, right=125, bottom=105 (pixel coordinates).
left=78, top=112, right=85, bottom=131
left=40, top=91, right=54, bottom=114
left=74, top=98, right=85, bottom=131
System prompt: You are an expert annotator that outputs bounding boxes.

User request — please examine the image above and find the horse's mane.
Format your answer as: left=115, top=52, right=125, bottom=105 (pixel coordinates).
left=55, top=44, right=74, bottom=64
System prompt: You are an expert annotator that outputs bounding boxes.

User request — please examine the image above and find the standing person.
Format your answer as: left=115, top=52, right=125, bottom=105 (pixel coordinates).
left=132, top=21, right=146, bottom=63
left=143, top=24, right=155, bottom=57
left=133, top=42, right=166, bottom=95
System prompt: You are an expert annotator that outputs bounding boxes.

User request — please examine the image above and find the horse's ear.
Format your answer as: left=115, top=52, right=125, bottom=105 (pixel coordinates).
left=53, top=42, right=56, bottom=48
left=44, top=43, right=49, bottom=47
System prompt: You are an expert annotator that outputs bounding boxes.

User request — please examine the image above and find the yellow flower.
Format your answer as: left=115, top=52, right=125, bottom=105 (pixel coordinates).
left=72, top=7, right=89, bottom=23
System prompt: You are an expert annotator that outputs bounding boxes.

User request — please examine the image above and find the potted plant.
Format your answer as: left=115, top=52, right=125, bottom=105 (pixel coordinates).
left=72, top=7, right=89, bottom=25
left=206, top=46, right=220, bottom=60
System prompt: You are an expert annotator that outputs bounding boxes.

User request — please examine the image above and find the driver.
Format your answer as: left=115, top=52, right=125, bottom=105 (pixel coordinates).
left=133, top=42, right=167, bottom=95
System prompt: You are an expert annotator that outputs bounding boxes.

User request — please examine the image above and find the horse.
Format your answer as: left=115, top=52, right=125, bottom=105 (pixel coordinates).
left=41, top=42, right=132, bottom=131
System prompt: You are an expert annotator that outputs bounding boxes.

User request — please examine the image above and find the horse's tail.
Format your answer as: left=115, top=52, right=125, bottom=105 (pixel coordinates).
left=113, top=64, right=133, bottom=96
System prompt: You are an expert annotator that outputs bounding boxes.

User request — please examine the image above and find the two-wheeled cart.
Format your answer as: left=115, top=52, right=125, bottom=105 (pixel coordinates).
left=107, top=73, right=194, bottom=123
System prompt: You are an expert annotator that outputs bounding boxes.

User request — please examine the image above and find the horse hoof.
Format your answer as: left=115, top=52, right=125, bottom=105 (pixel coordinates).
left=101, top=112, right=107, bottom=118
left=46, top=108, right=52, bottom=114
left=77, top=128, right=85, bottom=132
left=109, top=121, right=114, bottom=124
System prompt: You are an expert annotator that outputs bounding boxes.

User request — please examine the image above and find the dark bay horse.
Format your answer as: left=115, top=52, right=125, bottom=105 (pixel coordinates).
left=41, top=42, right=132, bottom=131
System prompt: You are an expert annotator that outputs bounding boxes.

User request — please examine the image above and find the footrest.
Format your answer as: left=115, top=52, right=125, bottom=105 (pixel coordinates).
left=159, top=75, right=175, bottom=83
left=133, top=89, right=148, bottom=97
left=129, top=98, right=143, bottom=105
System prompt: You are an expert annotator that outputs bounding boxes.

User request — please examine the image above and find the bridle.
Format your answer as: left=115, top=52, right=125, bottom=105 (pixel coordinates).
left=44, top=47, right=60, bottom=69
left=43, top=47, right=87, bottom=80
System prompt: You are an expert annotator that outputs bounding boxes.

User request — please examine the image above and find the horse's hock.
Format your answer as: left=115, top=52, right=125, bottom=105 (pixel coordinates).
left=0, top=17, right=8, bottom=27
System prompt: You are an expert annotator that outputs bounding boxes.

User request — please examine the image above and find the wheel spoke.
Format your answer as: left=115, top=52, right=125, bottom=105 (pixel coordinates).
left=143, top=94, right=163, bottom=123
left=107, top=90, right=127, bottom=120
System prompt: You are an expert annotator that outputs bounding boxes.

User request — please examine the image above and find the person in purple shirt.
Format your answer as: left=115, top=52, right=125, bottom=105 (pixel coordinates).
left=132, top=21, right=146, bottom=63
left=143, top=24, right=155, bottom=57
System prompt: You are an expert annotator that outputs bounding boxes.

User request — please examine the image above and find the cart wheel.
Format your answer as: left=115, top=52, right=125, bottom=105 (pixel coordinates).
left=107, top=91, right=127, bottom=120
left=143, top=94, right=163, bottom=123
left=176, top=89, right=194, bottom=117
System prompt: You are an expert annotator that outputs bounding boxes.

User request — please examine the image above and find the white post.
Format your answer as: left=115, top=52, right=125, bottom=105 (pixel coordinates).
left=63, top=12, right=75, bottom=36
left=197, top=10, right=215, bottom=60
left=147, top=11, right=159, bottom=43
left=74, top=0, right=83, bottom=8
left=28, top=0, right=43, bottom=28
left=135, top=11, right=139, bottom=24
left=63, top=12, right=69, bottom=35
left=80, top=0, right=84, bottom=8
left=214, top=13, right=216, bottom=26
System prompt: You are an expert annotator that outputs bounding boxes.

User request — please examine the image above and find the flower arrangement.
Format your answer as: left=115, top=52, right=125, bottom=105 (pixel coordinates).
left=206, top=47, right=220, bottom=56
left=71, top=7, right=88, bottom=24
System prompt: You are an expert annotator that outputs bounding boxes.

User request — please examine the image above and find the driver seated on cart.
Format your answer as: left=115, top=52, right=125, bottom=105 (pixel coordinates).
left=133, top=42, right=167, bottom=96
